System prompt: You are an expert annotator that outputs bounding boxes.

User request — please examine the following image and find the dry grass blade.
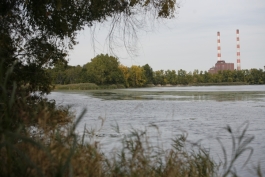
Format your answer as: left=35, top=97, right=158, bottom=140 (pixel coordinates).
left=219, top=122, right=255, bottom=177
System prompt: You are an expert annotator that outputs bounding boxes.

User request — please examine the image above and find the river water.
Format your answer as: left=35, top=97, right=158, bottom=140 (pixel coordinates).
left=47, top=85, right=265, bottom=176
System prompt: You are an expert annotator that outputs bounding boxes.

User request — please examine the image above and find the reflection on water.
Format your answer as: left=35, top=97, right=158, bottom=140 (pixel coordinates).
left=139, top=93, right=259, bottom=101
left=123, top=85, right=265, bottom=92
left=47, top=85, right=265, bottom=176
left=89, top=86, right=265, bottom=102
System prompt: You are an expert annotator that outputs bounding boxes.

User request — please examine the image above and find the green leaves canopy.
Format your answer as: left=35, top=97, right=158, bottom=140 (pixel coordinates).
left=84, top=54, right=124, bottom=85
left=0, top=0, right=177, bottom=94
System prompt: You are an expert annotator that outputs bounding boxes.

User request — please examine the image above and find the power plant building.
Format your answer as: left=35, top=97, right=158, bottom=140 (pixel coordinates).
left=208, top=30, right=240, bottom=74
left=208, top=60, right=234, bottom=74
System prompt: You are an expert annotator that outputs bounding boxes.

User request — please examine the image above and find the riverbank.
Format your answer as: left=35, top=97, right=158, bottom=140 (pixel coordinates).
left=189, top=81, right=248, bottom=86
left=54, top=83, right=126, bottom=90
left=54, top=82, right=250, bottom=90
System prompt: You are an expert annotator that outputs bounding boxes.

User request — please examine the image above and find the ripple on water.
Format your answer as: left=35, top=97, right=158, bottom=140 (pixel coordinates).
left=47, top=86, right=265, bottom=176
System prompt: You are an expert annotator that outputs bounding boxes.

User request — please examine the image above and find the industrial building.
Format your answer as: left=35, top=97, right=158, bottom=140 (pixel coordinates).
left=208, top=60, right=234, bottom=74
left=208, top=30, right=241, bottom=74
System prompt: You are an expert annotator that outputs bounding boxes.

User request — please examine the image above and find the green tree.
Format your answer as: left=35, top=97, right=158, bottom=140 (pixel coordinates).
left=262, top=70, right=265, bottom=84
left=236, top=70, right=246, bottom=82
left=64, top=65, right=83, bottom=84
left=165, top=70, right=177, bottom=85
left=85, top=54, right=124, bottom=85
left=153, top=70, right=166, bottom=85
left=203, top=71, right=213, bottom=83
left=192, top=69, right=199, bottom=83
left=47, top=61, right=68, bottom=84
left=177, top=69, right=188, bottom=85
left=128, top=65, right=146, bottom=87
left=186, top=71, right=193, bottom=84
left=222, top=70, right=233, bottom=82
left=1, top=0, right=177, bottom=95
left=119, top=64, right=130, bottom=87
left=247, top=69, right=264, bottom=84
left=80, top=66, right=90, bottom=83
left=142, top=64, right=154, bottom=84
left=199, top=71, right=205, bottom=83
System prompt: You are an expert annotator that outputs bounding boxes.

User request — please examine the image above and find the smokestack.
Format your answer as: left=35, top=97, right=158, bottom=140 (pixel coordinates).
left=217, top=31, right=221, bottom=61
left=236, top=29, right=241, bottom=70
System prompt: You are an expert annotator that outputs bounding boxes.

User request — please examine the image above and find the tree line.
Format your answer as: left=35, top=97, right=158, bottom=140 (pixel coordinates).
left=48, top=54, right=265, bottom=87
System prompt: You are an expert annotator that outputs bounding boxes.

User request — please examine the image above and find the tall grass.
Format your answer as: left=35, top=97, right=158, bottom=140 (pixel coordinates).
left=191, top=82, right=248, bottom=86
left=55, top=83, right=125, bottom=90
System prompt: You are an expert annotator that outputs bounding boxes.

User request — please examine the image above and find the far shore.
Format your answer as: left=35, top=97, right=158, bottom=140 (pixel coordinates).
left=54, top=82, right=252, bottom=91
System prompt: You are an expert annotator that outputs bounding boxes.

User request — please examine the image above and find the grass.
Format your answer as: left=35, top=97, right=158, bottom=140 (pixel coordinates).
left=0, top=114, right=219, bottom=177
left=190, top=82, right=248, bottom=86
left=55, top=83, right=125, bottom=90
left=54, top=82, right=249, bottom=91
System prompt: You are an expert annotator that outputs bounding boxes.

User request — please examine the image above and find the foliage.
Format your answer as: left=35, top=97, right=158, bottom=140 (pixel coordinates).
left=127, top=65, right=147, bottom=87
left=49, top=58, right=265, bottom=89
left=165, top=69, right=177, bottom=85
left=84, top=54, right=125, bottom=85
left=151, top=68, right=265, bottom=86
left=1, top=0, right=177, bottom=96
left=246, top=69, right=265, bottom=84
left=0, top=62, right=73, bottom=133
left=142, top=64, right=154, bottom=84
left=153, top=70, right=166, bottom=85
left=119, top=64, right=131, bottom=87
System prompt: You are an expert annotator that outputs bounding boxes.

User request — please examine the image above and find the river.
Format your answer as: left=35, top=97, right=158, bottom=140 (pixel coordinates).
left=47, top=85, right=265, bottom=176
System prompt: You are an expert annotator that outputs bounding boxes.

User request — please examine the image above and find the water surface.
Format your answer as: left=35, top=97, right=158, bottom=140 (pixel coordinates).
left=47, top=85, right=265, bottom=176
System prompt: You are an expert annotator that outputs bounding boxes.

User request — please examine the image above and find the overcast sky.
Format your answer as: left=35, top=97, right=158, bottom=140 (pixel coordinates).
left=68, top=0, right=265, bottom=72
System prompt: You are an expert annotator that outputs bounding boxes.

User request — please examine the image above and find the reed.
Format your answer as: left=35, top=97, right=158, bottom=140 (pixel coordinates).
left=55, top=83, right=125, bottom=90
left=55, top=83, right=100, bottom=90
left=190, top=82, right=248, bottom=86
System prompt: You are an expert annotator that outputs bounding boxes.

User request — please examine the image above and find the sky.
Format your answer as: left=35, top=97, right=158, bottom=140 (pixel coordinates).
left=68, top=0, right=265, bottom=72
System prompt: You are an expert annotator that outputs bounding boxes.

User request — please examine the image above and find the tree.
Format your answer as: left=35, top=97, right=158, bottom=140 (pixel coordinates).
left=1, top=0, right=178, bottom=95
left=192, top=69, right=199, bottom=83
left=64, top=65, right=83, bottom=84
left=177, top=69, right=188, bottom=85
left=128, top=65, right=146, bottom=87
left=203, top=71, right=212, bottom=83
left=186, top=71, right=193, bottom=84
left=247, top=69, right=264, bottom=84
left=84, top=54, right=124, bottom=85
left=165, top=69, right=177, bottom=85
left=47, top=61, right=67, bottom=84
left=222, top=70, right=233, bottom=82
left=153, top=70, right=166, bottom=85
left=234, top=70, right=246, bottom=82
left=119, top=64, right=130, bottom=87
left=142, top=64, right=154, bottom=84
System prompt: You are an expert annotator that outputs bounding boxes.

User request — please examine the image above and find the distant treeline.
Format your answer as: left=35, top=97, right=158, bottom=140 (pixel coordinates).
left=47, top=54, right=265, bottom=87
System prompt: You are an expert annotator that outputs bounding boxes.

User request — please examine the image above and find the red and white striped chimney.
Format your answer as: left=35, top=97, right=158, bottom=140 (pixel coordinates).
left=217, top=32, right=221, bottom=61
left=236, top=29, right=241, bottom=70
